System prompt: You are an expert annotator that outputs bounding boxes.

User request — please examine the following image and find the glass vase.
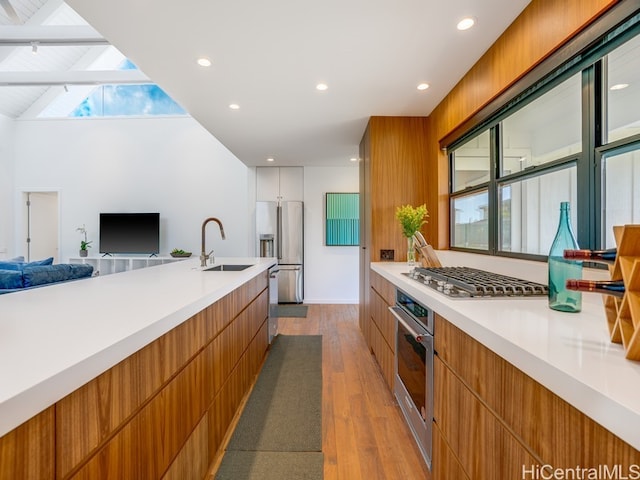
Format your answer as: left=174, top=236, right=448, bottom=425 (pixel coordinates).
left=548, top=202, right=582, bottom=312
left=407, top=236, right=416, bottom=266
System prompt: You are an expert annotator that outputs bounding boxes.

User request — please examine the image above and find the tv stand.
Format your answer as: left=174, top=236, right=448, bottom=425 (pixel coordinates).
left=69, top=256, right=188, bottom=276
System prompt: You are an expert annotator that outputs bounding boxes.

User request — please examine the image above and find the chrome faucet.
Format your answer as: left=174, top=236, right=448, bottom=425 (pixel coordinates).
left=201, top=217, right=226, bottom=267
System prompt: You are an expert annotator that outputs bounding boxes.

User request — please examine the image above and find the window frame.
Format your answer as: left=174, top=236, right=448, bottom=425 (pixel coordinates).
left=448, top=8, right=640, bottom=261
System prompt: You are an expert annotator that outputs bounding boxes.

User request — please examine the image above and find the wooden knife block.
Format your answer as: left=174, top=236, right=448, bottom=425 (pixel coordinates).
left=603, top=224, right=640, bottom=360
left=416, top=244, right=442, bottom=268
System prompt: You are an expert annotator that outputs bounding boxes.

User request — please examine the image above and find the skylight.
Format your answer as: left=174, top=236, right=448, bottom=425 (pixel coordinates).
left=68, top=84, right=186, bottom=117
left=0, top=1, right=187, bottom=119
left=39, top=58, right=186, bottom=118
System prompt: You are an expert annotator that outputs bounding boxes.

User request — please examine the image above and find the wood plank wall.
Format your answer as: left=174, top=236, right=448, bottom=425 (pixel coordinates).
left=368, top=116, right=431, bottom=256
left=424, top=0, right=619, bottom=249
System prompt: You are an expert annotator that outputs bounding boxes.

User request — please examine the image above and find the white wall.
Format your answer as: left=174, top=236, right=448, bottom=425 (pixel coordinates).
left=13, top=116, right=251, bottom=261
left=303, top=166, right=359, bottom=304
left=10, top=116, right=359, bottom=303
left=0, top=114, right=15, bottom=259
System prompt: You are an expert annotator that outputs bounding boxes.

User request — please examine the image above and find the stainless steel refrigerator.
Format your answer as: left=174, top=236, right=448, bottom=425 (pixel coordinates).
left=256, top=201, right=304, bottom=303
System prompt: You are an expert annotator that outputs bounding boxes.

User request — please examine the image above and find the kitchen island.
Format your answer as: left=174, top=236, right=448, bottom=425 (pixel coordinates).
left=371, top=251, right=640, bottom=476
left=0, top=256, right=275, bottom=480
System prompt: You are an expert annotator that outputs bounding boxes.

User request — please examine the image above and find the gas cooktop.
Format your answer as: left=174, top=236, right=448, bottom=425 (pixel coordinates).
left=404, top=266, right=549, bottom=298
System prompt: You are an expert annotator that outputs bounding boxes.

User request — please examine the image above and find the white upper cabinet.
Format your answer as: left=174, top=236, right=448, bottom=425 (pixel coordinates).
left=256, top=167, right=303, bottom=201
left=256, top=167, right=280, bottom=201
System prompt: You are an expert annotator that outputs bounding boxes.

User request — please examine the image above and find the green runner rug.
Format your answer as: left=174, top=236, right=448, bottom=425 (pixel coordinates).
left=215, top=335, right=323, bottom=480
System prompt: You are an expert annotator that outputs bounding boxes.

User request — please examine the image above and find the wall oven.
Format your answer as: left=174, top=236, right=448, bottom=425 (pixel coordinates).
left=389, top=289, right=434, bottom=469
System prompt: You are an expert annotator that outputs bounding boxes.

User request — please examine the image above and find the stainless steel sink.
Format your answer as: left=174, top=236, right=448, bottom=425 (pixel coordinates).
left=204, top=264, right=254, bottom=271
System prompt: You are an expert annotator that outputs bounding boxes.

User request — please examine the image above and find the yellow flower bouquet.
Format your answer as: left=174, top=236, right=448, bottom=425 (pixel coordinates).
left=395, top=204, right=429, bottom=238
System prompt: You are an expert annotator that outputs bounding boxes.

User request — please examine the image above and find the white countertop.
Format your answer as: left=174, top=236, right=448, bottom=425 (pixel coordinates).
left=0, top=256, right=276, bottom=438
left=372, top=251, right=640, bottom=451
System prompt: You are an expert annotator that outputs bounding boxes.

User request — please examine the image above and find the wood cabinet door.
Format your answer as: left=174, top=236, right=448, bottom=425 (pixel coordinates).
left=432, top=422, right=469, bottom=480
left=434, top=356, right=539, bottom=479
left=0, top=408, right=55, bottom=480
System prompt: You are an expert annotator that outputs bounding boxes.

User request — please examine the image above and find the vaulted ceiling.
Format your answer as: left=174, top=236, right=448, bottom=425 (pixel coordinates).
left=2, top=0, right=532, bottom=166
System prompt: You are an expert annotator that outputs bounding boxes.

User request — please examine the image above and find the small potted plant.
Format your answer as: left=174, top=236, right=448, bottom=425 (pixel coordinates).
left=395, top=204, right=428, bottom=265
left=77, top=224, right=92, bottom=257
left=170, top=248, right=192, bottom=258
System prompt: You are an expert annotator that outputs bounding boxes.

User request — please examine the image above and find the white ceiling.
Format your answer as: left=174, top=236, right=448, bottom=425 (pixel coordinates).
left=4, top=0, right=532, bottom=166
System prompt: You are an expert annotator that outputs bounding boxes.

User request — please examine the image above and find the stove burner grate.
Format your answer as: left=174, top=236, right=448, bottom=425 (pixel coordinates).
left=406, top=266, right=549, bottom=298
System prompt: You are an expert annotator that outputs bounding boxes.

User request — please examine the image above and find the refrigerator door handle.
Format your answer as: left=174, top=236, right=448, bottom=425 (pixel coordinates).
left=276, top=204, right=283, bottom=259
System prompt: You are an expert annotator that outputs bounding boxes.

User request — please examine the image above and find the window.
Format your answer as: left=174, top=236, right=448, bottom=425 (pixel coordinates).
left=452, top=131, right=490, bottom=191
left=449, top=14, right=640, bottom=259
left=499, top=166, right=577, bottom=255
left=38, top=59, right=186, bottom=118
left=601, top=144, right=640, bottom=247
left=501, top=73, right=582, bottom=175
left=606, top=33, right=640, bottom=143
left=452, top=191, right=489, bottom=250
left=69, top=84, right=186, bottom=117
left=450, top=74, right=582, bottom=256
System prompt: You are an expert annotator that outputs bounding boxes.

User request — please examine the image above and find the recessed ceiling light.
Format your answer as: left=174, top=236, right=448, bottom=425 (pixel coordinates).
left=316, top=83, right=328, bottom=91
left=457, top=17, right=476, bottom=31
left=417, top=83, right=430, bottom=91
left=610, top=83, right=629, bottom=91
left=197, top=57, right=212, bottom=67
left=267, top=157, right=275, bottom=162
left=229, top=104, right=240, bottom=110
left=350, top=157, right=358, bottom=162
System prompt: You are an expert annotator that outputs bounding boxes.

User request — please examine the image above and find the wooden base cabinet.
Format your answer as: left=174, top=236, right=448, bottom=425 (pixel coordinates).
left=367, top=270, right=396, bottom=390
left=433, top=314, right=640, bottom=478
left=434, top=355, right=538, bottom=478
left=0, top=271, right=269, bottom=480
left=432, top=423, right=468, bottom=480
left=0, top=407, right=55, bottom=480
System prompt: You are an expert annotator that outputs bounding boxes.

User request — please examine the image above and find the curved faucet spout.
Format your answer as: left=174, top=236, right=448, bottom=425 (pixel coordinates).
left=201, top=217, right=226, bottom=267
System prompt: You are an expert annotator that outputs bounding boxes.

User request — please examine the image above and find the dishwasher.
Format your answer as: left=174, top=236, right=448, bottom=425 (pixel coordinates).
left=268, top=265, right=280, bottom=343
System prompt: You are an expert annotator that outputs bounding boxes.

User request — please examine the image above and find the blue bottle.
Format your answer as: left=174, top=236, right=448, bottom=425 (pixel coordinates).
left=548, top=202, right=582, bottom=312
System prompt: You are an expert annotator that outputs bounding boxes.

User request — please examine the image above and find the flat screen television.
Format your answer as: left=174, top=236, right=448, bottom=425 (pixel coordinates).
left=99, top=213, right=160, bottom=255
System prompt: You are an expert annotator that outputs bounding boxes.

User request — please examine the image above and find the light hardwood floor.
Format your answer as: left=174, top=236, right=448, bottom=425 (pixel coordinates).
left=279, top=304, right=430, bottom=480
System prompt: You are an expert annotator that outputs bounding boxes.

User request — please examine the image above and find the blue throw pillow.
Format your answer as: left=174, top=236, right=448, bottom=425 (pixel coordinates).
left=0, top=261, right=22, bottom=271
left=68, top=264, right=94, bottom=279
left=23, top=264, right=72, bottom=287
left=0, top=257, right=54, bottom=271
left=0, top=269, right=24, bottom=289
left=27, top=257, right=54, bottom=267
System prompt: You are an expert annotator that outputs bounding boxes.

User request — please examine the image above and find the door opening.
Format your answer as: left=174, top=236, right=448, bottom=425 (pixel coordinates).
left=22, top=191, right=59, bottom=262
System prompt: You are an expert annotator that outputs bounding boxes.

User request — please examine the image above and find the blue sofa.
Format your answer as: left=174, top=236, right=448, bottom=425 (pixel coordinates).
left=0, top=257, right=94, bottom=294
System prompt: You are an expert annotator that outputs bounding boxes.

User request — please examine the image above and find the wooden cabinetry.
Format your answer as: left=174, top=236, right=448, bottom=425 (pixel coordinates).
left=367, top=269, right=396, bottom=389
left=0, top=271, right=269, bottom=480
left=0, top=407, right=55, bottom=480
left=359, top=116, right=430, bottom=335
left=433, top=314, right=640, bottom=478
left=256, top=166, right=303, bottom=201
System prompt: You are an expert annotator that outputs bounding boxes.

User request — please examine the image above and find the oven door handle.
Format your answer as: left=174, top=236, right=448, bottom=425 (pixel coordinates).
left=388, top=306, right=427, bottom=343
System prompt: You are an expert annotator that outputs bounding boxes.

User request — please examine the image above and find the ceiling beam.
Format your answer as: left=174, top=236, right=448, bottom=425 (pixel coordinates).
left=0, top=70, right=150, bottom=86
left=0, top=25, right=108, bottom=46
